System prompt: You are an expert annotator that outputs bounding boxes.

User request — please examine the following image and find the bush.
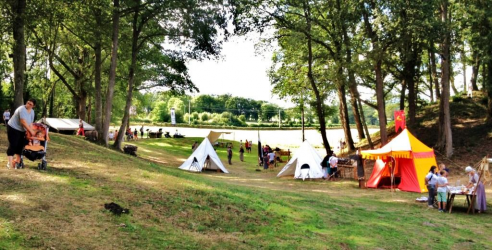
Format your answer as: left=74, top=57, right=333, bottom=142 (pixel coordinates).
left=452, top=95, right=464, bottom=103
left=481, top=97, right=488, bottom=105
left=200, top=112, right=211, bottom=121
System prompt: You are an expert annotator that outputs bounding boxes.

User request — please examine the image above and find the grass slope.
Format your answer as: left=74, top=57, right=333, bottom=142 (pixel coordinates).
left=0, top=127, right=491, bottom=249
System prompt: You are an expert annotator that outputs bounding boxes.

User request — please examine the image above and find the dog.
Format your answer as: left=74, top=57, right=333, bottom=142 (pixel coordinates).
left=104, top=202, right=130, bottom=215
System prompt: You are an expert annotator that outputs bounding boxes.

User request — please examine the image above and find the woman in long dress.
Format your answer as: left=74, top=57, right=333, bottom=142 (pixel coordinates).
left=465, top=166, right=487, bottom=212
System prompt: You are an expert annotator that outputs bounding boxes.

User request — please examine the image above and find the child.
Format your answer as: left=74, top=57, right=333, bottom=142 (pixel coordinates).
left=27, top=130, right=44, bottom=151
left=436, top=170, right=449, bottom=212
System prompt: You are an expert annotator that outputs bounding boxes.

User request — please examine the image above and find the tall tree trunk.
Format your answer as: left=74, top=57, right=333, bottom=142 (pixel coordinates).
left=337, top=82, right=355, bottom=152
left=470, top=50, right=480, bottom=91
left=461, top=47, right=467, bottom=93
left=348, top=80, right=365, bottom=140
left=303, top=2, right=332, bottom=156
left=427, top=51, right=434, bottom=103
left=11, top=0, right=26, bottom=108
left=375, top=60, right=388, bottom=145
left=429, top=45, right=441, bottom=99
left=114, top=3, right=138, bottom=150
left=399, top=80, right=407, bottom=111
left=94, top=7, right=103, bottom=140
left=437, top=0, right=453, bottom=157
left=406, top=67, right=417, bottom=127
left=340, top=0, right=364, bottom=140
left=358, top=96, right=373, bottom=149
left=486, top=49, right=492, bottom=125
left=49, top=82, right=55, bottom=117
left=103, top=0, right=120, bottom=146
left=361, top=2, right=387, bottom=145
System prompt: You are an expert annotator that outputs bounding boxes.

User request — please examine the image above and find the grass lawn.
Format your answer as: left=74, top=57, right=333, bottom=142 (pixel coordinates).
left=0, top=127, right=491, bottom=249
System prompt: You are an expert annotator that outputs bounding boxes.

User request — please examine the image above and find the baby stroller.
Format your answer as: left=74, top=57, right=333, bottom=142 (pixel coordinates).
left=17, top=123, right=50, bottom=170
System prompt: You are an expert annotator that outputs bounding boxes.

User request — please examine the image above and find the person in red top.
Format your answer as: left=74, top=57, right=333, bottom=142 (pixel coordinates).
left=77, top=118, right=85, bottom=136
left=245, top=139, right=249, bottom=153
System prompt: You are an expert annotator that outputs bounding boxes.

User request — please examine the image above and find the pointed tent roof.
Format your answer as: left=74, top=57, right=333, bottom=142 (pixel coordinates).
left=207, top=131, right=232, bottom=144
left=179, top=138, right=229, bottom=173
left=277, top=140, right=324, bottom=179
left=361, top=128, right=434, bottom=160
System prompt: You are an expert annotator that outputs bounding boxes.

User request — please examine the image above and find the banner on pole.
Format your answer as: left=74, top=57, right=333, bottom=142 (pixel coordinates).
left=171, top=108, right=176, bottom=125
left=394, top=110, right=405, bottom=133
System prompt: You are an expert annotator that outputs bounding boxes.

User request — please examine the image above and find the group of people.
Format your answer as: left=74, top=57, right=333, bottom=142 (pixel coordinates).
left=107, top=126, right=144, bottom=141
left=425, top=163, right=487, bottom=213
left=321, top=152, right=339, bottom=181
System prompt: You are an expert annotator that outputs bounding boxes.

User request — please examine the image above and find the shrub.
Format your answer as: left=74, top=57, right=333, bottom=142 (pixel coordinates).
left=452, top=95, right=464, bottom=103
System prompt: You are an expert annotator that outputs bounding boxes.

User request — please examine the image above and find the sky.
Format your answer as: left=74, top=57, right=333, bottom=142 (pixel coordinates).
left=186, top=35, right=295, bottom=108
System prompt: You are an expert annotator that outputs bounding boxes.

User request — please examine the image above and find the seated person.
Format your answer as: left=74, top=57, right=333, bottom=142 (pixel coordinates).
left=26, top=130, right=45, bottom=151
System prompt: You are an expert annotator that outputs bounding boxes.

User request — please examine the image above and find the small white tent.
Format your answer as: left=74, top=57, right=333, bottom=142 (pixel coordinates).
left=179, top=138, right=229, bottom=173
left=277, top=140, right=324, bottom=180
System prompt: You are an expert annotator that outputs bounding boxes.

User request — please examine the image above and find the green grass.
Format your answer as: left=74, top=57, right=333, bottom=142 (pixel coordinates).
left=0, top=127, right=491, bottom=249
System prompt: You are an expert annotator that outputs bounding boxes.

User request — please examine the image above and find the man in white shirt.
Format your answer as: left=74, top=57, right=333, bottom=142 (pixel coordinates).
left=329, top=153, right=338, bottom=180
left=268, top=151, right=276, bottom=168
left=3, top=109, right=10, bottom=126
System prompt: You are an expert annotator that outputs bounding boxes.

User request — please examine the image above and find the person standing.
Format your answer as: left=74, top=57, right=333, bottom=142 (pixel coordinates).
left=6, top=99, right=37, bottom=169
left=436, top=170, right=449, bottom=212
left=3, top=109, right=10, bottom=126
left=465, top=166, right=487, bottom=213
left=425, top=166, right=438, bottom=208
left=245, top=139, right=249, bottom=153
left=239, top=146, right=245, bottom=162
left=328, top=153, right=338, bottom=180
left=77, top=118, right=85, bottom=136
left=140, top=125, right=144, bottom=138
left=227, top=146, right=233, bottom=165
left=249, top=140, right=253, bottom=153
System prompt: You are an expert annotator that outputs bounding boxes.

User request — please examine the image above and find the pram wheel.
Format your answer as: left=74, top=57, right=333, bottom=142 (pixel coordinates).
left=38, top=161, right=47, bottom=170
left=15, top=162, right=24, bottom=169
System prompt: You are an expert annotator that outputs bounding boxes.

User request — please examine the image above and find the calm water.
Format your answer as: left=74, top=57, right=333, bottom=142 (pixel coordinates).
left=128, top=125, right=378, bottom=151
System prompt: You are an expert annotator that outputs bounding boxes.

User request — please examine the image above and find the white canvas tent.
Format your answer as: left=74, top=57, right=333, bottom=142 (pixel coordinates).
left=39, top=118, right=95, bottom=131
left=277, top=140, right=324, bottom=180
left=179, top=138, right=229, bottom=173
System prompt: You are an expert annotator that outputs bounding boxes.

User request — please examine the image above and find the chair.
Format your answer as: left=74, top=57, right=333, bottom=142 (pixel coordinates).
left=299, top=164, right=310, bottom=181
left=191, top=157, right=200, bottom=172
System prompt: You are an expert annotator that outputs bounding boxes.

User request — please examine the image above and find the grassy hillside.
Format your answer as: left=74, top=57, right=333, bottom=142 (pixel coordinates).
left=0, top=126, right=490, bottom=249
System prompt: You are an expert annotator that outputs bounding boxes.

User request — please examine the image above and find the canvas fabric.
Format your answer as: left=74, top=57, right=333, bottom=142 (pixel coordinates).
left=277, top=140, right=324, bottom=179
left=179, top=138, right=229, bottom=173
left=362, top=129, right=437, bottom=193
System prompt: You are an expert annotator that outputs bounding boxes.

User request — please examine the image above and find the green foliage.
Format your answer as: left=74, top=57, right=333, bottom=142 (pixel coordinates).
left=199, top=112, right=210, bottom=121
left=452, top=95, right=465, bottom=103
left=151, top=101, right=169, bottom=122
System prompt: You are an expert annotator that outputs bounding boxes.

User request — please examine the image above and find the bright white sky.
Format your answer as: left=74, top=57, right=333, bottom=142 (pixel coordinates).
left=186, top=35, right=295, bottom=108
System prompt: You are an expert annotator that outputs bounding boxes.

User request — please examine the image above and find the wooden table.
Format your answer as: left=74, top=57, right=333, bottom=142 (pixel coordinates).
left=447, top=192, right=476, bottom=214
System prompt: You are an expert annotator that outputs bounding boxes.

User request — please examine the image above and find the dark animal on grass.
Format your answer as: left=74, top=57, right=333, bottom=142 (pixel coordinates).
left=104, top=202, right=130, bottom=215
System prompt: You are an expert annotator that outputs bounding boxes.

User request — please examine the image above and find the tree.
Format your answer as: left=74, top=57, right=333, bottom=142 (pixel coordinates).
left=102, top=0, right=121, bottom=146
left=437, top=0, right=453, bottom=157
left=114, top=0, right=233, bottom=149
left=6, top=0, right=26, bottom=108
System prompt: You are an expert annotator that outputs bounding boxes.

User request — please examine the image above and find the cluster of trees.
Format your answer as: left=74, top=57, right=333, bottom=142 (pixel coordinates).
left=136, top=92, right=383, bottom=127
left=233, top=0, right=492, bottom=157
left=2, top=0, right=492, bottom=158
left=1, top=0, right=237, bottom=148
